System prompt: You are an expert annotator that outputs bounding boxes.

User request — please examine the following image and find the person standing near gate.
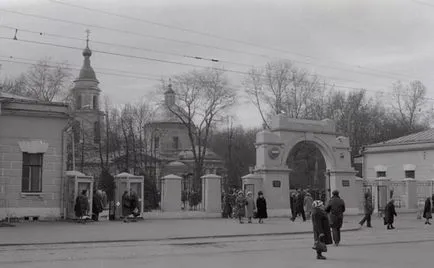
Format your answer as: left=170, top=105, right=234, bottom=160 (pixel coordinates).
left=423, top=197, right=432, bottom=225
left=325, top=190, right=345, bottom=246
left=291, top=189, right=306, bottom=222
left=359, top=191, right=373, bottom=228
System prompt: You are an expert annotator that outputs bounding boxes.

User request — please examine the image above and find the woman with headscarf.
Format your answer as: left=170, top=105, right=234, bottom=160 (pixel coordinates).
left=245, top=192, right=256, bottom=224
left=235, top=191, right=247, bottom=224
left=311, top=200, right=333, bottom=260
left=423, top=197, right=432, bottom=225
left=256, top=191, right=268, bottom=224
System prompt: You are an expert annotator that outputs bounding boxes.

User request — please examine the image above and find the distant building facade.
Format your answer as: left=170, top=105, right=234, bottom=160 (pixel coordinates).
left=361, top=129, right=434, bottom=213
left=148, top=84, right=225, bottom=192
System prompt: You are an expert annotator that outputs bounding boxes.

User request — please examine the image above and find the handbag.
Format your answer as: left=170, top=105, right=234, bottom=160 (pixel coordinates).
left=253, top=211, right=258, bottom=219
left=313, top=235, right=327, bottom=252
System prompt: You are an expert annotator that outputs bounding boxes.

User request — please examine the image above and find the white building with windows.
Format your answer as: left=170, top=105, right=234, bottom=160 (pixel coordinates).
left=361, top=128, right=434, bottom=213
left=0, top=92, right=69, bottom=220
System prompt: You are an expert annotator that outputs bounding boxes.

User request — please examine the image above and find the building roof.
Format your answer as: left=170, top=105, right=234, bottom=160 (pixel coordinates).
left=77, top=44, right=97, bottom=81
left=0, top=92, right=36, bottom=101
left=369, top=128, right=434, bottom=147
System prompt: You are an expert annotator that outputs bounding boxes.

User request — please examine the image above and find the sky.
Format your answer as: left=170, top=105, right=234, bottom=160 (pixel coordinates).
left=1, top=0, right=434, bottom=128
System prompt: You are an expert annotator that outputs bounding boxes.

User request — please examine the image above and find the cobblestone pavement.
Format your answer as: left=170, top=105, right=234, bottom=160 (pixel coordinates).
left=0, top=215, right=432, bottom=268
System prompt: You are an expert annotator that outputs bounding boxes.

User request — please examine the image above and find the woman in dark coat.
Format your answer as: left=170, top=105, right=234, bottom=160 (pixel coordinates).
left=384, top=199, right=397, bottom=230
left=311, top=200, right=333, bottom=260
left=122, top=191, right=132, bottom=221
left=256, top=191, right=268, bottom=224
left=423, top=197, right=432, bottom=225
left=74, top=190, right=89, bottom=223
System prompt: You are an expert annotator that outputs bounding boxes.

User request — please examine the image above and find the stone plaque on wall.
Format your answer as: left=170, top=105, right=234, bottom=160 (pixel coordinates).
left=342, top=180, right=350, bottom=187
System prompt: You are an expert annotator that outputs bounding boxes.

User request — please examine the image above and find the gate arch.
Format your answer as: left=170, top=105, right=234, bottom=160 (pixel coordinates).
left=248, top=114, right=359, bottom=217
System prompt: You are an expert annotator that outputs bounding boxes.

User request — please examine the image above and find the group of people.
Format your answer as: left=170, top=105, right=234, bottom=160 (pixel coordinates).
left=74, top=189, right=107, bottom=223
left=75, top=188, right=141, bottom=223
left=225, top=190, right=268, bottom=224
left=290, top=189, right=314, bottom=222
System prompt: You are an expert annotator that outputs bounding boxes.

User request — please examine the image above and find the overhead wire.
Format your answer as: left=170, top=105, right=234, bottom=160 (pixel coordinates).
left=0, top=34, right=391, bottom=93
left=0, top=7, right=422, bottom=82
left=49, top=0, right=423, bottom=81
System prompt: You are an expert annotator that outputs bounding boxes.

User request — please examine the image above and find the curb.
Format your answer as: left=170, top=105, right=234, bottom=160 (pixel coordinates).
left=0, top=227, right=361, bottom=247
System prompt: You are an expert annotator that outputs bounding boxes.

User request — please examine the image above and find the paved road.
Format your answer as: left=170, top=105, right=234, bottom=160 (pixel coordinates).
left=1, top=222, right=433, bottom=268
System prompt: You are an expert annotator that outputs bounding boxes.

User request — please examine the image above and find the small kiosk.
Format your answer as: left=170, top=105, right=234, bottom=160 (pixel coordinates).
left=65, top=170, right=94, bottom=219
left=114, top=172, right=144, bottom=220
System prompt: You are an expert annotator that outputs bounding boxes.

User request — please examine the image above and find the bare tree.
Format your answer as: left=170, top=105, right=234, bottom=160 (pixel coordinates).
left=392, top=80, right=428, bottom=130
left=167, top=68, right=237, bottom=190
left=11, top=58, right=71, bottom=102
left=244, top=60, right=323, bottom=127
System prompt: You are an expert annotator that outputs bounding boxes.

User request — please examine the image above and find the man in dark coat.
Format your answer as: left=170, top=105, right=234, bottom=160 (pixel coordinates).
left=384, top=199, right=397, bottom=229
left=92, top=190, right=104, bottom=221
left=424, top=197, right=432, bottom=225
left=359, top=191, right=373, bottom=228
left=325, top=190, right=345, bottom=246
left=312, top=200, right=333, bottom=260
left=74, top=190, right=89, bottom=224
left=291, top=189, right=306, bottom=222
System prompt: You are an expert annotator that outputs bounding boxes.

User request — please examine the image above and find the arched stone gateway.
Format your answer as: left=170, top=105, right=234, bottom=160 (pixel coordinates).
left=246, top=114, right=359, bottom=216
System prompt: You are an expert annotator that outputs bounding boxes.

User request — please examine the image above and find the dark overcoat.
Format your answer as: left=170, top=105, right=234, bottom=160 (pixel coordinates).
left=122, top=193, right=132, bottom=217
left=256, top=197, right=268, bottom=219
left=312, top=207, right=333, bottom=245
left=364, top=193, right=373, bottom=215
left=423, top=198, right=432, bottom=219
left=74, top=195, right=89, bottom=218
left=384, top=201, right=397, bottom=225
left=325, top=196, right=346, bottom=229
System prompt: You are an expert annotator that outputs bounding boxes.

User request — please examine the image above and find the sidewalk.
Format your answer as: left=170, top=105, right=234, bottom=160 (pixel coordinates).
left=0, top=214, right=422, bottom=246
left=0, top=216, right=363, bottom=246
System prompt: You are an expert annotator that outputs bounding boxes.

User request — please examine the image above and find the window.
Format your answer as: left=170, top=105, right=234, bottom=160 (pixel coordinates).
left=92, top=95, right=98, bottom=110
left=173, top=136, right=179, bottom=150
left=94, top=121, right=101, bottom=144
left=405, top=170, right=415, bottom=179
left=272, top=180, right=281, bottom=188
left=22, top=153, right=43, bottom=193
left=376, top=171, right=386, bottom=178
left=72, top=120, right=81, bottom=144
left=76, top=95, right=82, bottom=109
left=154, top=137, right=160, bottom=150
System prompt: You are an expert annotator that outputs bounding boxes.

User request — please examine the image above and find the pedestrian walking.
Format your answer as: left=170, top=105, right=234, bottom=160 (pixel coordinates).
left=256, top=191, right=268, bottom=224
left=423, top=197, right=432, bottom=225
left=235, top=191, right=247, bottom=224
left=291, top=189, right=306, bottom=222
left=304, top=192, right=314, bottom=220
left=384, top=199, right=397, bottom=230
left=359, top=191, right=373, bottom=228
left=246, top=192, right=256, bottom=223
left=290, top=192, right=297, bottom=220
left=74, top=190, right=90, bottom=224
left=311, top=200, right=333, bottom=260
left=325, top=190, right=345, bottom=246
